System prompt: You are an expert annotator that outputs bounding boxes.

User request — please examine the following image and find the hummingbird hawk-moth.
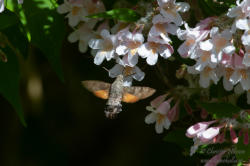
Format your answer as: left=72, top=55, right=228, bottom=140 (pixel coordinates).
left=82, top=74, right=156, bottom=119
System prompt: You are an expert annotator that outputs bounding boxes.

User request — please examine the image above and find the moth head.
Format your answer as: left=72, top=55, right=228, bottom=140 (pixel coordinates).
left=104, top=105, right=122, bottom=119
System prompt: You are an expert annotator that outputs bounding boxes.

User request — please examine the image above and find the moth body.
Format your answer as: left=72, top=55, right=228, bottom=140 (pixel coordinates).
left=82, top=75, right=156, bottom=119
left=105, top=75, right=124, bottom=118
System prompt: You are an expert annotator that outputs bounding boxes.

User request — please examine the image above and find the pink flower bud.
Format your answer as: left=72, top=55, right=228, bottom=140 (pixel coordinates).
left=201, top=108, right=208, bottom=119
left=184, top=102, right=193, bottom=115
left=230, top=126, right=238, bottom=144
left=186, top=120, right=217, bottom=138
left=150, top=94, right=168, bottom=108
left=205, top=150, right=226, bottom=166
left=156, top=100, right=171, bottom=115
left=239, top=129, right=243, bottom=137
left=213, top=132, right=225, bottom=143
left=244, top=130, right=249, bottom=145
left=167, top=100, right=180, bottom=122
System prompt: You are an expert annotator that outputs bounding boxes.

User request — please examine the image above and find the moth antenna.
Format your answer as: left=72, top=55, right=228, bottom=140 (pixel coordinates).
left=102, top=67, right=109, bottom=72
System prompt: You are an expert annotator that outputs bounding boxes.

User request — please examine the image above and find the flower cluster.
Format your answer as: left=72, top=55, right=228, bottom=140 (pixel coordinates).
left=145, top=94, right=180, bottom=134
left=57, top=0, right=106, bottom=53
left=58, top=0, right=190, bottom=85
left=0, top=0, right=23, bottom=13
left=186, top=109, right=249, bottom=165
left=178, top=0, right=250, bottom=104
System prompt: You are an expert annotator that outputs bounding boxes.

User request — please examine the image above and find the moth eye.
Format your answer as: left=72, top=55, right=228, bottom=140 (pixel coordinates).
left=104, top=105, right=122, bottom=119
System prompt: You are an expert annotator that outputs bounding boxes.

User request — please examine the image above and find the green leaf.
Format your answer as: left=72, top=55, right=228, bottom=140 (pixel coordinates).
left=197, top=102, right=241, bottom=118
left=164, top=129, right=193, bottom=149
left=0, top=47, right=27, bottom=127
left=235, top=135, right=250, bottom=162
left=0, top=9, right=19, bottom=30
left=0, top=9, right=29, bottom=58
left=23, top=0, right=65, bottom=81
left=199, top=0, right=236, bottom=17
left=87, top=8, right=141, bottom=22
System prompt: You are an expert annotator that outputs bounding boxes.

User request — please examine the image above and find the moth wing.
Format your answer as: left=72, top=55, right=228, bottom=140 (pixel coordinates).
left=81, top=80, right=111, bottom=100
left=122, top=86, right=156, bottom=103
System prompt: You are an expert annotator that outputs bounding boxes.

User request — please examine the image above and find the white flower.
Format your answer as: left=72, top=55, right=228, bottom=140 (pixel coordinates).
left=115, top=31, right=144, bottom=67
left=230, top=68, right=250, bottom=90
left=145, top=96, right=172, bottom=134
left=108, top=63, right=145, bottom=86
left=0, top=0, right=4, bottom=13
left=177, top=23, right=209, bottom=58
left=138, top=41, right=173, bottom=65
left=191, top=40, right=217, bottom=72
left=82, top=0, right=105, bottom=22
left=68, top=21, right=96, bottom=53
left=209, top=27, right=235, bottom=63
left=242, top=29, right=250, bottom=46
left=227, top=0, right=250, bottom=30
left=89, top=29, right=117, bottom=65
left=188, top=66, right=219, bottom=88
left=157, top=0, right=190, bottom=26
left=149, top=14, right=178, bottom=43
left=57, top=0, right=88, bottom=27
left=186, top=120, right=217, bottom=138
left=222, top=67, right=234, bottom=91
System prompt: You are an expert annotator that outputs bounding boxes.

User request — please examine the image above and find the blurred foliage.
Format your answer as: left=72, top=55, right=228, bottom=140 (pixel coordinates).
left=87, top=8, right=141, bottom=22
left=198, top=102, right=241, bottom=119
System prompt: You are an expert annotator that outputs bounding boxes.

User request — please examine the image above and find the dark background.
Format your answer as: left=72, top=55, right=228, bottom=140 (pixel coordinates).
left=0, top=32, right=197, bottom=166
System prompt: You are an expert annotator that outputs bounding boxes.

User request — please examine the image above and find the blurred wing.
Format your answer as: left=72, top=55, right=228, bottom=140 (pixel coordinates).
left=81, top=80, right=111, bottom=100
left=122, top=86, right=156, bottom=103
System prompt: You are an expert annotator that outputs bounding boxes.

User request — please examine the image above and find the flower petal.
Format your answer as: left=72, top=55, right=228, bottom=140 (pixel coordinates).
left=155, top=122, right=164, bottom=134
left=109, top=64, right=123, bottom=78
left=116, top=45, right=128, bottom=55
left=145, top=113, right=157, bottom=124
left=88, top=39, right=104, bottom=49
left=132, top=66, right=145, bottom=81
left=146, top=52, right=158, bottom=65
left=157, top=101, right=171, bottom=115
left=94, top=51, right=106, bottom=65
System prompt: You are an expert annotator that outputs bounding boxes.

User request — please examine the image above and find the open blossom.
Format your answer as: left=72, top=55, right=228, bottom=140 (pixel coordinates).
left=186, top=120, right=217, bottom=138
left=227, top=53, right=250, bottom=91
left=209, top=27, right=235, bottom=63
left=188, top=66, right=219, bottom=88
left=227, top=0, right=250, bottom=30
left=68, top=21, right=96, bottom=53
left=116, top=30, right=144, bottom=67
left=150, top=14, right=178, bottom=43
left=145, top=95, right=172, bottom=134
left=57, top=0, right=88, bottom=27
left=138, top=37, right=173, bottom=65
left=177, top=23, right=210, bottom=58
left=89, top=29, right=117, bottom=65
left=145, top=94, right=180, bottom=134
left=108, top=62, right=145, bottom=86
left=57, top=0, right=105, bottom=27
left=157, top=0, right=190, bottom=26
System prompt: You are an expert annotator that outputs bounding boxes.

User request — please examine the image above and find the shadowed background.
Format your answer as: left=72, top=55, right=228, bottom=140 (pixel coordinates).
left=0, top=30, right=196, bottom=166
